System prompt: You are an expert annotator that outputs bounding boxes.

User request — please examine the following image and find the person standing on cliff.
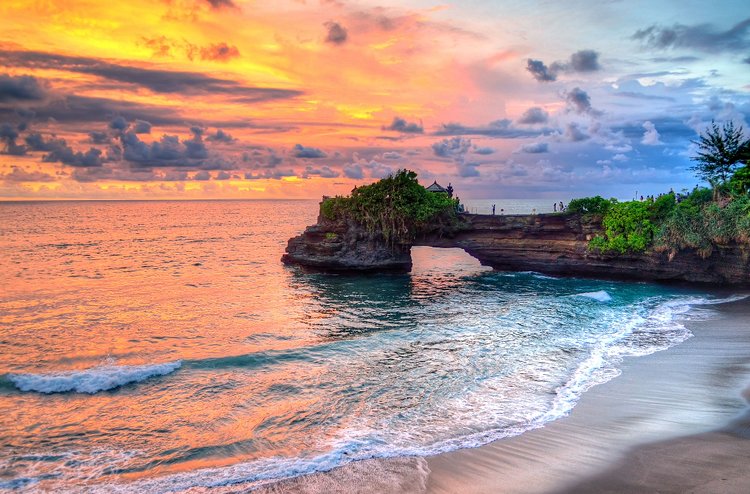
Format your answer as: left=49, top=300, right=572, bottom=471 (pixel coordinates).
left=553, top=203, right=557, bottom=212
left=492, top=204, right=496, bottom=215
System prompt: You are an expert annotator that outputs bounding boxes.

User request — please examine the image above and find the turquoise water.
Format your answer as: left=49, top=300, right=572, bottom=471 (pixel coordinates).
left=0, top=200, right=739, bottom=492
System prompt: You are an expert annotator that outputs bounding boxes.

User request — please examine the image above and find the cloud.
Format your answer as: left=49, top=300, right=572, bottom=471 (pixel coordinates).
left=132, top=119, right=152, bottom=134
left=88, top=131, right=111, bottom=144
left=383, top=116, right=423, bottom=133
left=1, top=166, right=55, bottom=183
left=0, top=74, right=46, bottom=103
left=343, top=163, right=364, bottom=179
left=244, top=169, right=295, bottom=180
left=432, top=137, right=479, bottom=177
left=216, top=170, right=231, bottom=180
left=527, top=50, right=601, bottom=82
left=569, top=49, right=602, bottom=72
left=293, top=144, right=327, bottom=158
left=206, top=129, right=235, bottom=143
left=382, top=151, right=402, bottom=159
left=204, top=0, right=237, bottom=10
left=434, top=119, right=539, bottom=137
left=200, top=43, right=240, bottom=62
left=632, top=18, right=750, bottom=53
left=116, top=128, right=212, bottom=167
left=0, top=122, right=26, bottom=155
left=520, top=142, right=549, bottom=153
left=325, top=21, right=348, bottom=45
left=0, top=50, right=302, bottom=101
left=526, top=59, right=556, bottom=82
left=193, top=170, right=211, bottom=180
left=302, top=165, right=340, bottom=178
left=563, top=122, right=589, bottom=142
left=473, top=146, right=494, bottom=155
left=517, top=107, right=549, bottom=125
left=641, top=121, right=663, bottom=145
left=552, top=50, right=602, bottom=73
left=566, top=87, right=592, bottom=114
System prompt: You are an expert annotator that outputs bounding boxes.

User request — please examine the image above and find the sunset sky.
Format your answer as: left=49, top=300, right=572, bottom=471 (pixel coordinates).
left=1, top=0, right=748, bottom=200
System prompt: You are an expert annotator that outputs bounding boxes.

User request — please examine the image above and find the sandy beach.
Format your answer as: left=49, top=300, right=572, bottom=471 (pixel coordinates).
left=253, top=295, right=750, bottom=494
left=426, top=296, right=750, bottom=494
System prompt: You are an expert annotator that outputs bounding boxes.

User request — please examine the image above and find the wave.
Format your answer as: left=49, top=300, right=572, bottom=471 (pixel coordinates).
left=576, top=290, right=612, bottom=302
left=7, top=360, right=182, bottom=394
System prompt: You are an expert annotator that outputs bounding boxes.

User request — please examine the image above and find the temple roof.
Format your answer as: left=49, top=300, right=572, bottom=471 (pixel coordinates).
left=425, top=181, right=447, bottom=193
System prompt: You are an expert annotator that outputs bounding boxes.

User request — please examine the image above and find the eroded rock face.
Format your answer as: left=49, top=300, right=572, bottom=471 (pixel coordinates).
left=281, top=213, right=412, bottom=272
left=282, top=208, right=750, bottom=285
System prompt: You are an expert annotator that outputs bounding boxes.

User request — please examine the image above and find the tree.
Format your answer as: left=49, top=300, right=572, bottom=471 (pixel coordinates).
left=691, top=121, right=749, bottom=188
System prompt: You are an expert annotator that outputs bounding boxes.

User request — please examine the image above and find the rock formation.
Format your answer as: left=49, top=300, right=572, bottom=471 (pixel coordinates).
left=282, top=202, right=750, bottom=285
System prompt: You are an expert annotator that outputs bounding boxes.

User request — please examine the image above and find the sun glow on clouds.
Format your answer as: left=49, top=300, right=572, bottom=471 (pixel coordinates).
left=0, top=0, right=748, bottom=200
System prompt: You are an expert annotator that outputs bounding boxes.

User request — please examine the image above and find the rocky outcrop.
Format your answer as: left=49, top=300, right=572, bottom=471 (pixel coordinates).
left=282, top=205, right=750, bottom=285
left=281, top=211, right=412, bottom=272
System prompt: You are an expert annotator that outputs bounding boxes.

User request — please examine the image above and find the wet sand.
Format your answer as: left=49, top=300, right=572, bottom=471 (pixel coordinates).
left=249, top=296, right=750, bottom=494
left=426, top=297, right=750, bottom=494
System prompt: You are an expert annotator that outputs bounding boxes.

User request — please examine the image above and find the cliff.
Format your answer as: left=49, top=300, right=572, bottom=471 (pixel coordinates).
left=282, top=205, right=750, bottom=285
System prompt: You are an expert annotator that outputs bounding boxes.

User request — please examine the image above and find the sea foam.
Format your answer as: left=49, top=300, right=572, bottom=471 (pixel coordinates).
left=8, top=360, right=182, bottom=394
left=576, top=290, right=612, bottom=302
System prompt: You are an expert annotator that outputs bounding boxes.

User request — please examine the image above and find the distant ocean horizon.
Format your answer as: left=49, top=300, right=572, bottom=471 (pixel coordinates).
left=0, top=200, right=736, bottom=492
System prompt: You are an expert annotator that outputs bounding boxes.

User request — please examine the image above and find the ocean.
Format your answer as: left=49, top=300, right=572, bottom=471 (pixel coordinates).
left=0, top=200, right=741, bottom=492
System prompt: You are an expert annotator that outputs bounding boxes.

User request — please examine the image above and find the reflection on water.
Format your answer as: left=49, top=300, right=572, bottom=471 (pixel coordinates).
left=0, top=201, right=729, bottom=492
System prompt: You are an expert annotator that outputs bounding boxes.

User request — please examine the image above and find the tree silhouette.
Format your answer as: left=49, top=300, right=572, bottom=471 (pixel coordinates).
left=691, top=121, right=749, bottom=187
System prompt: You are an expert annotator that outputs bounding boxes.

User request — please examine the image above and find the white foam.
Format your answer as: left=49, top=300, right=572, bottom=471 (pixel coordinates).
left=8, top=360, right=182, bottom=394
left=576, top=290, right=612, bottom=302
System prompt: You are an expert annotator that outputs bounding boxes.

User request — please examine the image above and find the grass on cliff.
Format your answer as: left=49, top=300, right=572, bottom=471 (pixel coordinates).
left=320, top=170, right=460, bottom=244
left=571, top=189, right=750, bottom=256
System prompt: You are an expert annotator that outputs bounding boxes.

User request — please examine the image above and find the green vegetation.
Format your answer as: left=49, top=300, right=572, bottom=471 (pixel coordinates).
left=320, top=169, right=460, bottom=244
left=691, top=121, right=749, bottom=188
left=566, top=196, right=612, bottom=215
left=574, top=122, right=750, bottom=256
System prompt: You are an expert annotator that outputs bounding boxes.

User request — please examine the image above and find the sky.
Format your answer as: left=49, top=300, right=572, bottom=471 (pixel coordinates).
left=0, top=0, right=749, bottom=200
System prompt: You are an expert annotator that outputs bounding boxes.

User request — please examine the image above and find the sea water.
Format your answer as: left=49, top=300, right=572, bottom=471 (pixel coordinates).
left=0, top=200, right=741, bottom=492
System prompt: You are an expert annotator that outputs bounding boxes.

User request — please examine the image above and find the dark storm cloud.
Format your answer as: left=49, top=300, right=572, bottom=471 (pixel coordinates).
left=526, top=59, right=556, bottom=82
left=569, top=50, right=601, bottom=72
left=206, top=129, right=235, bottom=143
left=632, top=18, right=750, bottom=52
left=527, top=50, right=601, bottom=82
left=0, top=94, right=274, bottom=130
left=0, top=74, right=46, bottom=103
left=0, top=122, right=27, bottom=155
left=26, top=133, right=104, bottom=167
left=382, top=117, right=423, bottom=133
left=114, top=128, right=218, bottom=168
left=89, top=131, right=111, bottom=144
left=434, top=119, right=540, bottom=138
left=0, top=49, right=302, bottom=101
left=517, top=107, right=549, bottom=125
left=292, top=144, right=327, bottom=158
left=566, top=87, right=592, bottom=114
left=200, top=42, right=240, bottom=62
left=132, top=120, right=152, bottom=134
left=325, top=22, right=348, bottom=44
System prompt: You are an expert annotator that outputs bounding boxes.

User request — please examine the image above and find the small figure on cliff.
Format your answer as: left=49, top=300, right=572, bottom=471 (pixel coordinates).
left=446, top=183, right=454, bottom=198
left=492, top=204, right=496, bottom=215
left=559, top=201, right=565, bottom=212
left=500, top=208, right=504, bottom=215
left=553, top=203, right=557, bottom=212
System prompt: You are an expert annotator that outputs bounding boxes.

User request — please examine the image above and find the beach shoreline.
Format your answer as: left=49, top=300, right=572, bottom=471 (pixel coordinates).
left=425, top=296, right=750, bottom=494
left=252, top=295, right=750, bottom=494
